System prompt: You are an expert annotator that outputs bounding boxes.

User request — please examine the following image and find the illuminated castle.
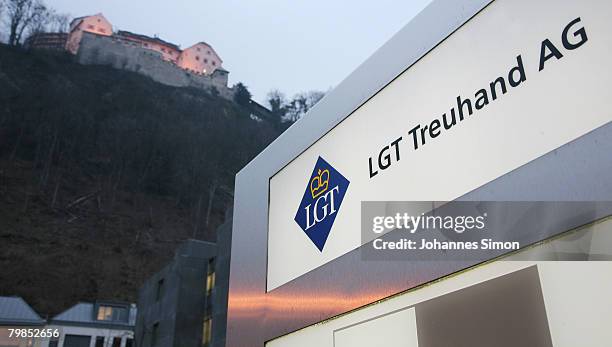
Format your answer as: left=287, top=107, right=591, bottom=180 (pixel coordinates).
left=65, top=13, right=224, bottom=76
left=26, top=13, right=232, bottom=97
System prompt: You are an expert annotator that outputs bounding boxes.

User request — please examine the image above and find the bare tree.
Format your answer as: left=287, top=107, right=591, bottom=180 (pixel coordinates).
left=49, top=11, right=69, bottom=33
left=4, top=0, right=49, bottom=46
left=266, top=89, right=287, bottom=124
left=285, top=90, right=326, bottom=122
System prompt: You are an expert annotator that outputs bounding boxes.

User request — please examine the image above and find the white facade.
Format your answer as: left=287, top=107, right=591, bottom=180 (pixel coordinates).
left=40, top=325, right=133, bottom=347
left=178, top=42, right=223, bottom=75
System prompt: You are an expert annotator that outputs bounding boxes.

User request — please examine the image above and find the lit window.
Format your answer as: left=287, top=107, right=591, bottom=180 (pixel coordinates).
left=96, top=305, right=128, bottom=322
left=206, top=258, right=215, bottom=296
left=202, top=317, right=212, bottom=346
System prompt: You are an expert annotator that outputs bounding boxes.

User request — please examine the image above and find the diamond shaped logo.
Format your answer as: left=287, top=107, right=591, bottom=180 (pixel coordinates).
left=294, top=157, right=350, bottom=251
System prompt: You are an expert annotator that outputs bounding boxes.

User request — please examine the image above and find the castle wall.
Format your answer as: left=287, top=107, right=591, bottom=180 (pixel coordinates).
left=76, top=32, right=233, bottom=99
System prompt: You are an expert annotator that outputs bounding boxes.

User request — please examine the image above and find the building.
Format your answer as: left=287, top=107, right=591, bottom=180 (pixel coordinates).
left=63, top=13, right=225, bottom=77
left=115, top=31, right=181, bottom=64
left=24, top=33, right=69, bottom=51
left=42, top=301, right=137, bottom=347
left=135, top=213, right=231, bottom=347
left=65, top=13, right=113, bottom=54
left=23, top=13, right=234, bottom=97
left=0, top=296, right=46, bottom=347
left=177, top=42, right=223, bottom=75
left=134, top=240, right=216, bottom=347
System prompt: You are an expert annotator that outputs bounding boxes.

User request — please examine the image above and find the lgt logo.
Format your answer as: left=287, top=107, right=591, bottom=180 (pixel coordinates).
left=294, top=157, right=349, bottom=251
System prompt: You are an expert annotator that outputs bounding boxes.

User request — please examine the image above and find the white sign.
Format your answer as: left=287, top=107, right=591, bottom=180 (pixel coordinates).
left=267, top=0, right=612, bottom=291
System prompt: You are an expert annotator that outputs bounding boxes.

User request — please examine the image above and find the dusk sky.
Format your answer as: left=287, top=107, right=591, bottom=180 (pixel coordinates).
left=46, top=0, right=433, bottom=103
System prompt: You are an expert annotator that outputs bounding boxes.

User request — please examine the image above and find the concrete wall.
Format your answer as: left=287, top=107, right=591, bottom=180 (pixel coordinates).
left=211, top=210, right=232, bottom=347
left=135, top=240, right=218, bottom=347
left=76, top=33, right=233, bottom=99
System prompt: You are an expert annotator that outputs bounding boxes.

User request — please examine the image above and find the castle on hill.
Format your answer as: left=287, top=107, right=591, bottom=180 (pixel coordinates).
left=26, top=13, right=233, bottom=98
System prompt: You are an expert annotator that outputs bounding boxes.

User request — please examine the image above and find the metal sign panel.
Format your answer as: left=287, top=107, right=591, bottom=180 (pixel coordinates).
left=227, top=0, right=612, bottom=346
left=267, top=0, right=612, bottom=290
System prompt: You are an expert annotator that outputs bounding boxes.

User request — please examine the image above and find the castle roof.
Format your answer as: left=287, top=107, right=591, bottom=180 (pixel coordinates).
left=117, top=30, right=181, bottom=51
left=185, top=42, right=223, bottom=63
left=69, top=13, right=108, bottom=29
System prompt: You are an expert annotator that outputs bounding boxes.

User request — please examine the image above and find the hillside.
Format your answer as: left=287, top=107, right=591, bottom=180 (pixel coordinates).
left=0, top=44, right=281, bottom=316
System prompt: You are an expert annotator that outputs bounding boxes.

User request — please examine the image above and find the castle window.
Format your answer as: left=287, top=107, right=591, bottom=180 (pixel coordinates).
left=202, top=317, right=212, bottom=346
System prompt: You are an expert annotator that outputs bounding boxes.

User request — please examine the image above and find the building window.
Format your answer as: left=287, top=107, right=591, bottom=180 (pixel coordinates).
left=196, top=47, right=201, bottom=52
left=152, top=323, right=160, bottom=346
left=96, top=305, right=128, bottom=322
left=99, top=28, right=106, bottom=33
left=95, top=337, right=105, bottom=347
left=112, top=337, right=121, bottom=347
left=125, top=339, right=133, bottom=347
left=156, top=279, right=165, bottom=301
left=207, top=50, right=211, bottom=55
left=212, top=61, right=216, bottom=66
left=196, top=56, right=200, bottom=61
left=87, top=25, right=95, bottom=30
left=161, top=48, right=166, bottom=52
left=202, top=317, right=212, bottom=347
left=204, top=59, right=208, bottom=63
left=206, top=258, right=216, bottom=296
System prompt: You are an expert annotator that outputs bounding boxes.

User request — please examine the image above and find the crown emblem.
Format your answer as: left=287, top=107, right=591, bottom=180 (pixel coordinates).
left=310, top=168, right=330, bottom=199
